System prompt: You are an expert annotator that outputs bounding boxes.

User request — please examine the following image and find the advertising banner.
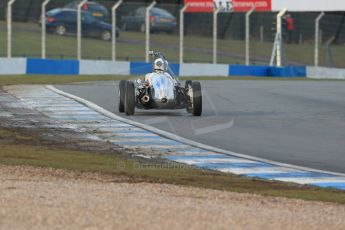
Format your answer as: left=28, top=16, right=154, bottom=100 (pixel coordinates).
left=184, top=0, right=272, bottom=12
left=184, top=0, right=214, bottom=13
left=231, top=0, right=271, bottom=12
left=184, top=0, right=345, bottom=12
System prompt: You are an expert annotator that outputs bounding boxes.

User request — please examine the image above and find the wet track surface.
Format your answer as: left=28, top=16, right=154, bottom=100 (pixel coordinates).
left=56, top=80, right=345, bottom=173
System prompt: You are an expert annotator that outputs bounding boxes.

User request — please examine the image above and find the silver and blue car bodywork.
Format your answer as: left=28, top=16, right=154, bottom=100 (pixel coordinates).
left=119, top=51, right=202, bottom=116
left=137, top=72, right=180, bottom=109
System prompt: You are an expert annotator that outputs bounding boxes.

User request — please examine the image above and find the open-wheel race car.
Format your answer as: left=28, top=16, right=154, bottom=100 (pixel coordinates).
left=118, top=51, right=202, bottom=116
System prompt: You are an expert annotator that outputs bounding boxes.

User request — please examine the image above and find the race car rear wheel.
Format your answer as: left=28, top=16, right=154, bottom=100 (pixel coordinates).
left=125, top=81, right=135, bottom=115
left=118, top=80, right=126, bottom=113
left=191, top=81, right=202, bottom=116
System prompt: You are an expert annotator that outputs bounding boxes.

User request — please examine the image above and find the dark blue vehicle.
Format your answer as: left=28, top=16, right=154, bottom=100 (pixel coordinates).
left=122, top=7, right=177, bottom=33
left=64, top=1, right=110, bottom=23
left=44, top=8, right=119, bottom=41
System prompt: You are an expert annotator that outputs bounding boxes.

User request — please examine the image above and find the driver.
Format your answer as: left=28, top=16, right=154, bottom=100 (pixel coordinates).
left=153, top=58, right=168, bottom=73
left=144, top=58, right=178, bottom=86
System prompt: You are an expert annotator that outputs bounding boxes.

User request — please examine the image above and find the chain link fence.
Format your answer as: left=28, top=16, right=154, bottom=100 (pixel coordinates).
left=1, top=0, right=345, bottom=68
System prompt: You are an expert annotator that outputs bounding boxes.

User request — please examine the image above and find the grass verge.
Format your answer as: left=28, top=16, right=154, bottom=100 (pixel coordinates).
left=1, top=128, right=345, bottom=204
left=0, top=75, right=131, bottom=85
left=0, top=74, right=338, bottom=85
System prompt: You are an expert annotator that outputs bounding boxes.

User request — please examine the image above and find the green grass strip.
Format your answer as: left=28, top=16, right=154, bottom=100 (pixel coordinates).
left=1, top=75, right=341, bottom=86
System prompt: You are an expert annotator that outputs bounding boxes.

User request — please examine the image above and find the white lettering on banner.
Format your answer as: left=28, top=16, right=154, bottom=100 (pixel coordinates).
left=189, top=2, right=214, bottom=8
left=233, top=1, right=268, bottom=8
left=231, top=0, right=271, bottom=12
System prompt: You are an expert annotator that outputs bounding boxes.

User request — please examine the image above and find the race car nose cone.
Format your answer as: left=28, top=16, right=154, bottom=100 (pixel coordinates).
left=161, top=98, right=168, bottom=103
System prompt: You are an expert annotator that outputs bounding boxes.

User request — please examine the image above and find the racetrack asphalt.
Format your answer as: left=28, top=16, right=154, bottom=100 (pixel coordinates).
left=56, top=80, right=345, bottom=174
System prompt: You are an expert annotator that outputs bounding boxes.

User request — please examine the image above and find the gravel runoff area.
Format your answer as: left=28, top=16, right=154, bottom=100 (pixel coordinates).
left=1, top=165, right=345, bottom=230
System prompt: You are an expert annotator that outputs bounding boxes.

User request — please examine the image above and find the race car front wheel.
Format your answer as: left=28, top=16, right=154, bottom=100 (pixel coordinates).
left=185, top=81, right=202, bottom=116
left=125, top=81, right=135, bottom=115
left=191, top=82, right=202, bottom=116
left=118, top=80, right=126, bottom=113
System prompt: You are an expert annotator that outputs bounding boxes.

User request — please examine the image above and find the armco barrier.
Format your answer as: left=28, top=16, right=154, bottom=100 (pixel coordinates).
left=229, top=65, right=270, bottom=76
left=307, top=66, right=345, bottom=80
left=130, top=62, right=180, bottom=76
left=27, top=58, right=79, bottom=75
left=268, top=66, right=306, bottom=77
left=180, top=63, right=228, bottom=76
left=1, top=58, right=342, bottom=79
left=0, top=58, right=26, bottom=75
left=79, top=60, right=129, bottom=75
left=229, top=65, right=306, bottom=77
left=130, top=62, right=154, bottom=75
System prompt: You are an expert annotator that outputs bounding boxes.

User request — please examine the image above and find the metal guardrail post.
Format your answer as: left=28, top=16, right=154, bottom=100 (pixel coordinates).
left=112, top=0, right=123, bottom=61
left=276, top=8, right=287, bottom=67
left=314, top=12, right=325, bottom=67
left=7, top=0, right=16, bottom=58
left=145, top=1, right=156, bottom=62
left=77, top=0, right=88, bottom=60
left=325, top=36, right=335, bottom=67
left=213, top=7, right=221, bottom=64
left=41, top=0, right=51, bottom=59
left=179, top=4, right=189, bottom=64
left=245, top=7, right=255, bottom=65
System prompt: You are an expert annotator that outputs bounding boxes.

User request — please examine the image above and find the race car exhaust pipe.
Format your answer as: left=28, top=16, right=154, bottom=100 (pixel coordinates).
left=142, top=95, right=150, bottom=103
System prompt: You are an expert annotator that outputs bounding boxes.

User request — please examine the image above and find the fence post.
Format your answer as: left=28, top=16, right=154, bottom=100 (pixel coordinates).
left=245, top=7, right=255, bottom=65
left=112, top=0, right=123, bottom=61
left=276, top=8, right=287, bottom=67
left=325, top=36, right=335, bottom=67
left=77, top=0, right=88, bottom=60
left=213, top=7, right=221, bottom=64
left=41, top=0, right=51, bottom=59
left=314, top=12, right=325, bottom=67
left=179, top=4, right=189, bottom=64
left=145, top=1, right=156, bottom=62
left=7, top=0, right=16, bottom=58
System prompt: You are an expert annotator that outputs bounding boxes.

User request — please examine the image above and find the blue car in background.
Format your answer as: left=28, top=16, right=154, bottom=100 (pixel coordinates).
left=43, top=8, right=119, bottom=41
left=122, top=7, right=177, bottom=34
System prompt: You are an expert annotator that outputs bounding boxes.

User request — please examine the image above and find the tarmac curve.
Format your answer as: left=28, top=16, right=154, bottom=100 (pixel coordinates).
left=56, top=80, right=345, bottom=174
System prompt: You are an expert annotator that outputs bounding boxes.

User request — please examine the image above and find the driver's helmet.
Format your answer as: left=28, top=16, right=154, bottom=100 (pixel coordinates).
left=154, top=58, right=168, bottom=72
